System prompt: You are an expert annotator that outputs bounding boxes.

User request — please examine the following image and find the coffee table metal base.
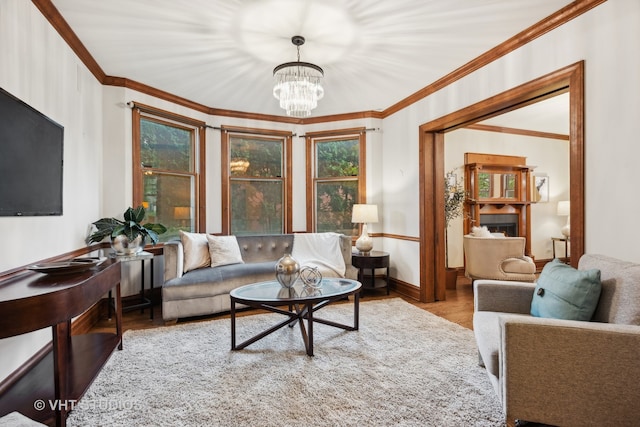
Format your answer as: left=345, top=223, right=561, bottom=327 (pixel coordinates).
left=231, top=293, right=359, bottom=357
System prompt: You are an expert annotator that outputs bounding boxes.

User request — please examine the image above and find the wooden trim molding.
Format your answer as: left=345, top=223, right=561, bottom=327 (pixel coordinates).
left=285, top=135, right=293, bottom=233
left=418, top=61, right=585, bottom=303
left=32, top=0, right=605, bottom=125
left=382, top=0, right=605, bottom=118
left=220, top=127, right=294, bottom=235
left=391, top=278, right=421, bottom=301
left=220, top=133, right=231, bottom=235
left=380, top=233, right=420, bottom=243
left=304, top=128, right=367, bottom=232
left=465, top=124, right=570, bottom=141
left=130, top=104, right=208, bottom=232
left=0, top=343, right=52, bottom=397
left=31, top=0, right=106, bottom=82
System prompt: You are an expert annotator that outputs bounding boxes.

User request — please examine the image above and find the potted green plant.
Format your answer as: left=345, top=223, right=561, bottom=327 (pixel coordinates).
left=445, top=171, right=466, bottom=289
left=87, top=206, right=167, bottom=255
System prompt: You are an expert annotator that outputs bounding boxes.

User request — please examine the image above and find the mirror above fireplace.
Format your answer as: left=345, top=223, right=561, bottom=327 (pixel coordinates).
left=464, top=152, right=535, bottom=256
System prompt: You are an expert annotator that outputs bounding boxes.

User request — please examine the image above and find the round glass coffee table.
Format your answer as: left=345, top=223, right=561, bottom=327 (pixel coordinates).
left=230, top=278, right=361, bottom=356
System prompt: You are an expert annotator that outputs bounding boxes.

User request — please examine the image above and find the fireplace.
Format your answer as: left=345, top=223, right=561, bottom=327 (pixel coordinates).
left=480, top=214, right=518, bottom=237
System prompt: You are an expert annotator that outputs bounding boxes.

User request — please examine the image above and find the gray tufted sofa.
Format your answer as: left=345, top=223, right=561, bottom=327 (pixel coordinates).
left=162, top=234, right=357, bottom=322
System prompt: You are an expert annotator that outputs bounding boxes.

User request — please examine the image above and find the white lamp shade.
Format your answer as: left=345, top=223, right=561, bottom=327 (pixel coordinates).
left=352, top=204, right=378, bottom=223
left=557, top=201, right=570, bottom=216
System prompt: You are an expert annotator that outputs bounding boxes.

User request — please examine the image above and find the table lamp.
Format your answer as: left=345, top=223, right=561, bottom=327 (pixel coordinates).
left=173, top=206, right=191, bottom=228
left=352, top=204, right=378, bottom=255
left=557, top=200, right=570, bottom=238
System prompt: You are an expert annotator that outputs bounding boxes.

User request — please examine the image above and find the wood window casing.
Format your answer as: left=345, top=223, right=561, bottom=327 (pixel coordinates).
left=305, top=128, right=367, bottom=234
left=220, top=126, right=293, bottom=235
left=131, top=102, right=206, bottom=234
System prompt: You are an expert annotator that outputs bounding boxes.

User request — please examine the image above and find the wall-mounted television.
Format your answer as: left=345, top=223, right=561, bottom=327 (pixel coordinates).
left=0, top=87, right=64, bottom=216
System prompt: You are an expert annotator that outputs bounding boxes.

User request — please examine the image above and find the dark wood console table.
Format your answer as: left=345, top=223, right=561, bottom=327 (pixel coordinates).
left=0, top=259, right=122, bottom=427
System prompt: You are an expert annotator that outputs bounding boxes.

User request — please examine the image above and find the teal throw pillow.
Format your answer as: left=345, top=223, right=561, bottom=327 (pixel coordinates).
left=530, top=259, right=602, bottom=321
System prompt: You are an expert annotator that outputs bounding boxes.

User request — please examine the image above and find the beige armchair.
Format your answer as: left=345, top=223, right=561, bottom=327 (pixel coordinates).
left=473, top=254, right=640, bottom=426
left=463, top=235, right=536, bottom=283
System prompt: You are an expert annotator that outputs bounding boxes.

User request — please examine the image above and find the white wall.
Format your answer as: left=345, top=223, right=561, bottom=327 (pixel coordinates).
left=0, top=1, right=105, bottom=382
left=379, top=0, right=640, bottom=287
left=445, top=128, right=570, bottom=267
left=1, top=0, right=639, bottom=382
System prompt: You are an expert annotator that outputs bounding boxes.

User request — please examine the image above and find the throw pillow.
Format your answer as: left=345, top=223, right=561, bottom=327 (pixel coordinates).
left=180, top=231, right=210, bottom=273
left=530, top=259, right=602, bottom=321
left=207, top=235, right=244, bottom=268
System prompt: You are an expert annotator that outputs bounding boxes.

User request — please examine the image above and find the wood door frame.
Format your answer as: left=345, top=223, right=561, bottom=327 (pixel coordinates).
left=418, top=61, right=585, bottom=302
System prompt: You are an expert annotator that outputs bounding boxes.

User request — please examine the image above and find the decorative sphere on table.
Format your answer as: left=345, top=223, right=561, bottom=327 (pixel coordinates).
left=300, top=266, right=323, bottom=289
left=275, top=253, right=300, bottom=288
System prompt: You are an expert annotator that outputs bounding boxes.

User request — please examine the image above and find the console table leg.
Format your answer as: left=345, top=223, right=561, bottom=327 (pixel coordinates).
left=52, top=322, right=69, bottom=427
left=115, top=283, right=123, bottom=350
left=140, top=260, right=145, bottom=315
left=149, top=258, right=154, bottom=320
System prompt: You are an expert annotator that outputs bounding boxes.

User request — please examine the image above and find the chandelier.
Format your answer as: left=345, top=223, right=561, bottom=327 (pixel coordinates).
left=273, top=36, right=324, bottom=118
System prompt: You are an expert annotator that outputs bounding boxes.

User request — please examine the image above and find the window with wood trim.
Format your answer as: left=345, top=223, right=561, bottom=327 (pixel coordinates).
left=221, top=127, right=292, bottom=235
left=306, top=129, right=366, bottom=235
left=132, top=103, right=206, bottom=241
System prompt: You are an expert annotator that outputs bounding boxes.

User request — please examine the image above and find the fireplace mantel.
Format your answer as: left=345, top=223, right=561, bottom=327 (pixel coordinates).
left=463, top=153, right=534, bottom=256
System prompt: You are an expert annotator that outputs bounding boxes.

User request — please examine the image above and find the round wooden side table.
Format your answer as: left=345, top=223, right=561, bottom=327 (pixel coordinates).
left=351, top=251, right=390, bottom=294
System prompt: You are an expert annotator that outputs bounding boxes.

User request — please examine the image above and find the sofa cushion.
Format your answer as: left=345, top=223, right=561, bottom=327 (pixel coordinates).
left=579, top=254, right=640, bottom=325
left=207, top=235, right=244, bottom=268
left=180, top=231, right=210, bottom=273
left=473, top=311, right=502, bottom=377
left=473, top=311, right=531, bottom=378
left=164, top=261, right=276, bottom=300
left=530, top=259, right=602, bottom=321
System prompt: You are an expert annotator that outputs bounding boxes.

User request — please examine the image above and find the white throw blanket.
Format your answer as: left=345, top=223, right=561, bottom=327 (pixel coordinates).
left=292, top=232, right=346, bottom=278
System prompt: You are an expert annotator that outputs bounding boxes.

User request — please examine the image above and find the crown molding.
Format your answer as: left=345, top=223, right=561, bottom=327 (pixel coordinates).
left=381, top=0, right=606, bottom=118
left=32, top=0, right=605, bottom=125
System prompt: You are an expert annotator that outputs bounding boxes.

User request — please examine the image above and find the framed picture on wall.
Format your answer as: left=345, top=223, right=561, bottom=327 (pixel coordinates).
left=532, top=173, right=549, bottom=203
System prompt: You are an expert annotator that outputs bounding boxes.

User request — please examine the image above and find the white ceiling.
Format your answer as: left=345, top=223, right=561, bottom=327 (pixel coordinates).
left=51, top=0, right=573, bottom=121
left=479, top=93, right=570, bottom=134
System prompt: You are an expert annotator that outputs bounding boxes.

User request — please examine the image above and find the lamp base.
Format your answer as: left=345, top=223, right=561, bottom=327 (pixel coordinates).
left=355, top=224, right=373, bottom=255
left=561, top=223, right=570, bottom=238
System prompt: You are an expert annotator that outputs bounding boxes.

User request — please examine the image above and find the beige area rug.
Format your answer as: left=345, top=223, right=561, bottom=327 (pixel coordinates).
left=67, top=298, right=505, bottom=426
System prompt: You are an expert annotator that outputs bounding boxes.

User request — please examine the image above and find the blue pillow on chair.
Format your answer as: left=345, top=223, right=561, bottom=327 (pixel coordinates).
left=530, top=259, right=602, bottom=321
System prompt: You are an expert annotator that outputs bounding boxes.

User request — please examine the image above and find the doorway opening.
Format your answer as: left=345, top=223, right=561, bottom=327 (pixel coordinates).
left=417, top=61, right=584, bottom=302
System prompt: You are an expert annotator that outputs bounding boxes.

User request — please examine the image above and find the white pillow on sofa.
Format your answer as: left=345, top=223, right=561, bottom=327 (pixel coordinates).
left=207, top=235, right=244, bottom=268
left=471, top=226, right=493, bottom=238
left=180, top=231, right=211, bottom=273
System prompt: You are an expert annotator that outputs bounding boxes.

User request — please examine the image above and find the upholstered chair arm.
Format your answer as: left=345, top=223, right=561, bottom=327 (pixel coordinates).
left=163, top=240, right=184, bottom=282
left=500, top=315, right=640, bottom=427
left=464, top=236, right=535, bottom=281
left=474, top=280, right=535, bottom=314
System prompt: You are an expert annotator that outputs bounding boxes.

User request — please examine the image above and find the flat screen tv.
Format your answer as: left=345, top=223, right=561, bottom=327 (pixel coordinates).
left=0, top=87, right=64, bottom=216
